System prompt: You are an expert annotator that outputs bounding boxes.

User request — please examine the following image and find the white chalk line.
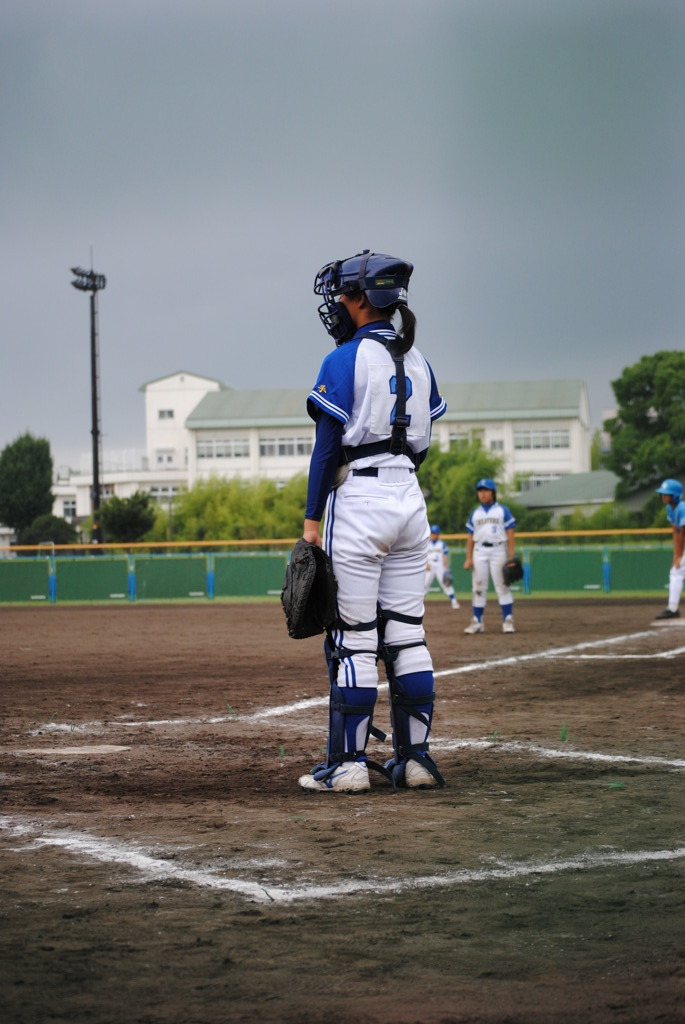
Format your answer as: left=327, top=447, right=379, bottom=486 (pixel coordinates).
left=109, top=629, right=683, bottom=727
left=20, top=618, right=681, bottom=812
left=429, top=738, right=685, bottom=770
left=1, top=816, right=683, bottom=905
left=556, top=645, right=685, bottom=661
left=432, top=629, right=661, bottom=678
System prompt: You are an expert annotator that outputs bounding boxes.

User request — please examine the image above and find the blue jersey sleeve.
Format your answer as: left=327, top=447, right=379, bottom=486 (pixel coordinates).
left=305, top=412, right=344, bottom=521
left=670, top=501, right=685, bottom=529
left=427, top=362, right=446, bottom=421
left=307, top=343, right=359, bottom=425
left=502, top=505, right=517, bottom=530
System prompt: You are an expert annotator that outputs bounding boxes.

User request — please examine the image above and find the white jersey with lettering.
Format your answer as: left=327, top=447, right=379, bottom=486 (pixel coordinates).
left=466, top=501, right=516, bottom=547
left=466, top=501, right=516, bottom=611
left=308, top=327, right=444, bottom=470
left=426, top=537, right=449, bottom=566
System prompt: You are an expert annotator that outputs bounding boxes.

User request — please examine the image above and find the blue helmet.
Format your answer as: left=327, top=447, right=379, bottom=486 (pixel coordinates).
left=430, top=524, right=441, bottom=533
left=656, top=478, right=683, bottom=500
left=476, top=478, right=497, bottom=492
left=314, top=250, right=413, bottom=344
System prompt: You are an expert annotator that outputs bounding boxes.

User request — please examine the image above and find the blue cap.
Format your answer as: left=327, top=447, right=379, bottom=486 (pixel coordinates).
left=656, top=478, right=683, bottom=499
left=476, top=478, right=497, bottom=492
left=430, top=524, right=441, bottom=533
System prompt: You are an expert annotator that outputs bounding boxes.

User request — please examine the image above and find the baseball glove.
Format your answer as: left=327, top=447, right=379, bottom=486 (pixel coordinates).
left=443, top=570, right=453, bottom=586
left=281, top=538, right=338, bottom=639
left=502, top=556, right=524, bottom=586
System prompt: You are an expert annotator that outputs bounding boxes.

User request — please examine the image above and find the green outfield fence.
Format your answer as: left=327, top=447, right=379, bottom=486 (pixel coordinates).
left=0, top=530, right=674, bottom=604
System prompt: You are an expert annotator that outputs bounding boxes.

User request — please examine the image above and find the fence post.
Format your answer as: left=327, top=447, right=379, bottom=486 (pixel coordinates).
left=128, top=554, right=136, bottom=602
left=207, top=553, right=215, bottom=600
left=602, top=547, right=611, bottom=593
left=523, top=548, right=531, bottom=595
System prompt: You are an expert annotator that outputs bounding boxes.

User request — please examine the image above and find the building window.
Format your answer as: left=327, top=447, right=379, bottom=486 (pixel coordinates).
left=490, top=439, right=504, bottom=452
left=514, top=428, right=570, bottom=450
left=62, top=499, right=76, bottom=520
left=259, top=436, right=313, bottom=457
left=518, top=474, right=564, bottom=492
left=197, top=439, right=250, bottom=459
left=149, top=485, right=181, bottom=502
left=158, top=409, right=174, bottom=420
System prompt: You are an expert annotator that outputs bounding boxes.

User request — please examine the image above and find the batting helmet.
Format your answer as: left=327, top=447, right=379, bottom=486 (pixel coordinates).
left=656, top=478, right=683, bottom=500
left=430, top=524, right=441, bottom=533
left=314, top=250, right=413, bottom=344
left=476, top=478, right=497, bottom=492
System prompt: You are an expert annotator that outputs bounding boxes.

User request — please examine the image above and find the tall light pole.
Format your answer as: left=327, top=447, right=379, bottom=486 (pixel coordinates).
left=70, top=266, right=107, bottom=544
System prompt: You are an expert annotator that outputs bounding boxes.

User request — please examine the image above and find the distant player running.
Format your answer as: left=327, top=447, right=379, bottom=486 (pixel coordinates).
left=424, top=525, right=459, bottom=609
left=654, top=478, right=685, bottom=621
left=463, top=478, right=517, bottom=634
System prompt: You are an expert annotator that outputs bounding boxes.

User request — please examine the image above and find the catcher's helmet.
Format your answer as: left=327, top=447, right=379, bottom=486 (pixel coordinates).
left=314, top=249, right=413, bottom=344
left=430, top=524, right=441, bottom=533
left=476, top=478, right=497, bottom=492
left=656, top=478, right=683, bottom=500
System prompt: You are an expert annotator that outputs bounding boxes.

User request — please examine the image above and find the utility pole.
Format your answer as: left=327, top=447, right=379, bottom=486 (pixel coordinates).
left=70, top=266, right=107, bottom=544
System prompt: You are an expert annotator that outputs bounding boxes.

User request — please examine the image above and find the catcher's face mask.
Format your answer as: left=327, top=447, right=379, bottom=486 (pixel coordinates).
left=313, top=250, right=413, bottom=346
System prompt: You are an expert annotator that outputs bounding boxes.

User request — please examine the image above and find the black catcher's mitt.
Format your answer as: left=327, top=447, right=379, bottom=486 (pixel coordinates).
left=281, top=538, right=338, bottom=639
left=502, top=556, right=524, bottom=586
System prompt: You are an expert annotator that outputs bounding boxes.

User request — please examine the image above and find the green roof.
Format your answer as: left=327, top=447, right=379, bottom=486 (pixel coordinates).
left=516, top=471, right=620, bottom=508
left=186, top=388, right=311, bottom=429
left=184, top=378, right=587, bottom=430
left=439, top=380, right=586, bottom=421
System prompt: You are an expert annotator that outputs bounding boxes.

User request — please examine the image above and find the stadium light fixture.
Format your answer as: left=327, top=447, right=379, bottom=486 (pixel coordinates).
left=70, top=264, right=107, bottom=544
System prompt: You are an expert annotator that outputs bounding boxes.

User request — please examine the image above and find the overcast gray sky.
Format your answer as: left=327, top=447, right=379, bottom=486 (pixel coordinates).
left=2, top=0, right=684, bottom=470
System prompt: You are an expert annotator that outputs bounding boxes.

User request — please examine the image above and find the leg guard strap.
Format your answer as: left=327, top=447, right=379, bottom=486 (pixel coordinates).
left=378, top=607, right=424, bottom=626
left=310, top=682, right=394, bottom=788
left=384, top=671, right=445, bottom=789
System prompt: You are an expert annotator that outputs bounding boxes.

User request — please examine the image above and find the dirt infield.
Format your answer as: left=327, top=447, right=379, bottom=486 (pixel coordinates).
left=1, top=598, right=684, bottom=1024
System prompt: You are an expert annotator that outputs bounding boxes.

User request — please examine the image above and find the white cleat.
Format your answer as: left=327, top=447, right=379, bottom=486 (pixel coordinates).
left=464, top=618, right=484, bottom=634
left=451, top=600, right=460, bottom=610
left=502, top=616, right=515, bottom=633
left=405, top=759, right=438, bottom=788
left=299, top=761, right=370, bottom=793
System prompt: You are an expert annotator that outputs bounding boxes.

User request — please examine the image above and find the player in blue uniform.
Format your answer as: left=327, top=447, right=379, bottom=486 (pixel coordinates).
left=463, top=478, right=517, bottom=634
left=654, top=478, right=685, bottom=620
left=299, top=250, right=446, bottom=793
left=424, top=525, right=459, bottom=608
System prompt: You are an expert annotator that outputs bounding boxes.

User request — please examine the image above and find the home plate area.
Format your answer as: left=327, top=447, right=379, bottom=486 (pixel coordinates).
left=1, top=599, right=683, bottom=1024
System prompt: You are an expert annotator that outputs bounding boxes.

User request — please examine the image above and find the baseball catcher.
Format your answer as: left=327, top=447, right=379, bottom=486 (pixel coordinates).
left=502, top=556, right=524, bottom=587
left=281, top=537, right=338, bottom=639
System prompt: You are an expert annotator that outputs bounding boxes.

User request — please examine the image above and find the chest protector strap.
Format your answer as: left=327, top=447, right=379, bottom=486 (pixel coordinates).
left=340, top=334, right=417, bottom=468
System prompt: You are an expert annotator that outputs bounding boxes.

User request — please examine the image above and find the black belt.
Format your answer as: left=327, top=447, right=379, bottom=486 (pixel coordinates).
left=352, top=467, right=415, bottom=477
left=480, top=541, right=504, bottom=548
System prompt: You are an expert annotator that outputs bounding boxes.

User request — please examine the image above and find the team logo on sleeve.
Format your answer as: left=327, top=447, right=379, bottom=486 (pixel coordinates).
left=318, top=384, right=327, bottom=393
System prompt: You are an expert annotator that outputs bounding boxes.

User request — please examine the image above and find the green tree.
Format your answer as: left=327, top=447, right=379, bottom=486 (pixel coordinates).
left=590, top=428, right=604, bottom=471
left=419, top=441, right=504, bottom=533
left=558, top=502, right=638, bottom=534
left=18, top=514, right=78, bottom=546
left=99, top=491, right=157, bottom=543
left=604, top=351, right=685, bottom=494
left=0, top=433, right=53, bottom=533
left=166, top=475, right=307, bottom=541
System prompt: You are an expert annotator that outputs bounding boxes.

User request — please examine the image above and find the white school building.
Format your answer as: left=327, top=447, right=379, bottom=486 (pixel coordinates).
left=53, top=372, right=591, bottom=524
